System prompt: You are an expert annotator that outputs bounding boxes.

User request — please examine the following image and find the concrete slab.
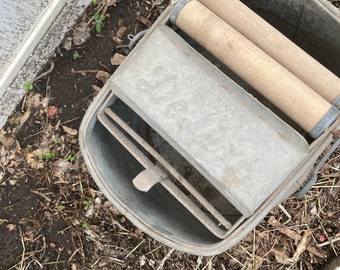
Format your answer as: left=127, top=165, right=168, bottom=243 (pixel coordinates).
left=0, top=0, right=90, bottom=130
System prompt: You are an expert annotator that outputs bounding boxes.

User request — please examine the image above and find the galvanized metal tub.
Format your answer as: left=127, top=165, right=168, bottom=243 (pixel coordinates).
left=79, top=0, right=340, bottom=255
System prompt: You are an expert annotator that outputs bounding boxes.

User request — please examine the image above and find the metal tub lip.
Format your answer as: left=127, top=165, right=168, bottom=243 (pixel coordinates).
left=80, top=1, right=340, bottom=255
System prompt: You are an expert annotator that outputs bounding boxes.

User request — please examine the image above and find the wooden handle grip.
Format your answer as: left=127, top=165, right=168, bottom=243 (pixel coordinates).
left=199, top=0, right=340, bottom=107
left=173, top=0, right=334, bottom=133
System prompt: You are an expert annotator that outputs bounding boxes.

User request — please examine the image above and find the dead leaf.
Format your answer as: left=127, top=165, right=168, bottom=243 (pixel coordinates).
left=71, top=22, right=91, bottom=46
left=108, top=0, right=117, bottom=6
left=27, top=93, right=47, bottom=108
left=111, top=53, right=126, bottom=66
left=306, top=245, right=325, bottom=259
left=62, top=125, right=78, bottom=136
left=25, top=150, right=44, bottom=169
left=0, top=132, right=16, bottom=149
left=62, top=36, right=73, bottom=51
left=7, top=224, right=17, bottom=232
left=281, top=227, right=301, bottom=242
left=291, top=230, right=314, bottom=262
left=272, top=248, right=291, bottom=265
left=96, top=70, right=111, bottom=84
left=268, top=216, right=301, bottom=242
left=53, top=159, right=73, bottom=179
left=116, top=25, right=127, bottom=38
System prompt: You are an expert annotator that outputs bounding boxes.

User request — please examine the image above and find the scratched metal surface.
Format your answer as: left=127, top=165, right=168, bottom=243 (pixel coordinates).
left=111, top=25, right=309, bottom=217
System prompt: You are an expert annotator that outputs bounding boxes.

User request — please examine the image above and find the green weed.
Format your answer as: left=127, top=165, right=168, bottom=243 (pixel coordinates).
left=38, top=151, right=55, bottom=160
left=23, top=81, right=33, bottom=91
left=93, top=13, right=106, bottom=33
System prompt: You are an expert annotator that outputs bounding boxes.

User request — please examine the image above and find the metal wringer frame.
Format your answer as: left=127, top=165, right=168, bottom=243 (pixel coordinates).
left=80, top=0, right=340, bottom=255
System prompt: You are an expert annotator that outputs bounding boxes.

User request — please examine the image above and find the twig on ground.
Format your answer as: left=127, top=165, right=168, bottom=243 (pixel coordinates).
left=317, top=237, right=340, bottom=248
left=278, top=203, right=292, bottom=223
left=19, top=227, right=26, bottom=270
left=71, top=68, right=100, bottom=74
left=34, top=61, right=55, bottom=81
left=124, top=240, right=145, bottom=259
left=156, top=248, right=175, bottom=270
left=224, top=252, right=245, bottom=267
left=201, top=256, right=215, bottom=270
left=30, top=189, right=52, bottom=202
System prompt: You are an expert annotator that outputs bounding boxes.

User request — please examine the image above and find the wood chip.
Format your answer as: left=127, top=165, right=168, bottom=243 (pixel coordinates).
left=112, top=36, right=122, bottom=43
left=62, top=125, right=78, bottom=136
left=91, top=85, right=102, bottom=92
left=95, top=70, right=111, bottom=84
left=138, top=16, right=153, bottom=28
left=111, top=53, right=126, bottom=66
left=116, top=25, right=127, bottom=38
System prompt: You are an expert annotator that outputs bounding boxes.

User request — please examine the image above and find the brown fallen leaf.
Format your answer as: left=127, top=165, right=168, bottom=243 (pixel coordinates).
left=272, top=248, right=291, bottom=264
left=0, top=132, right=16, bottom=149
left=111, top=53, right=126, bottom=66
left=116, top=25, right=127, bottom=38
left=96, top=70, right=111, bottom=84
left=267, top=216, right=324, bottom=258
left=108, top=0, right=117, bottom=6
left=62, top=125, right=78, bottom=136
left=291, top=230, right=314, bottom=262
left=272, top=248, right=291, bottom=265
left=71, top=22, right=91, bottom=46
left=306, top=245, right=325, bottom=259
left=24, top=150, right=44, bottom=169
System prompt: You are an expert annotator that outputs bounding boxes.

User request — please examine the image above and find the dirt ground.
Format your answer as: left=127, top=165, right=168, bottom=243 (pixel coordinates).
left=0, top=0, right=339, bottom=269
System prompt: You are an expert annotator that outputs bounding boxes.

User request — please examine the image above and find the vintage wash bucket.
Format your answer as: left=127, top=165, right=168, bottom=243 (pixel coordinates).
left=79, top=0, right=340, bottom=255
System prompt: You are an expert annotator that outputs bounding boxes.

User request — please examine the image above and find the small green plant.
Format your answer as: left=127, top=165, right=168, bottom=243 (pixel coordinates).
left=23, top=81, right=33, bottom=91
left=54, top=137, right=61, bottom=144
left=82, top=221, right=89, bottom=229
left=93, top=13, right=106, bottom=33
left=39, top=151, right=55, bottom=160
left=72, top=50, right=81, bottom=60
left=66, top=154, right=75, bottom=163
left=58, top=205, right=66, bottom=211
left=82, top=198, right=90, bottom=207
left=92, top=0, right=97, bottom=5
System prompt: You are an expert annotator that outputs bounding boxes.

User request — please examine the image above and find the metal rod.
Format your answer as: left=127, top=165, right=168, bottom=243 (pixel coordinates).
left=97, top=109, right=232, bottom=238
left=104, top=107, right=233, bottom=230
